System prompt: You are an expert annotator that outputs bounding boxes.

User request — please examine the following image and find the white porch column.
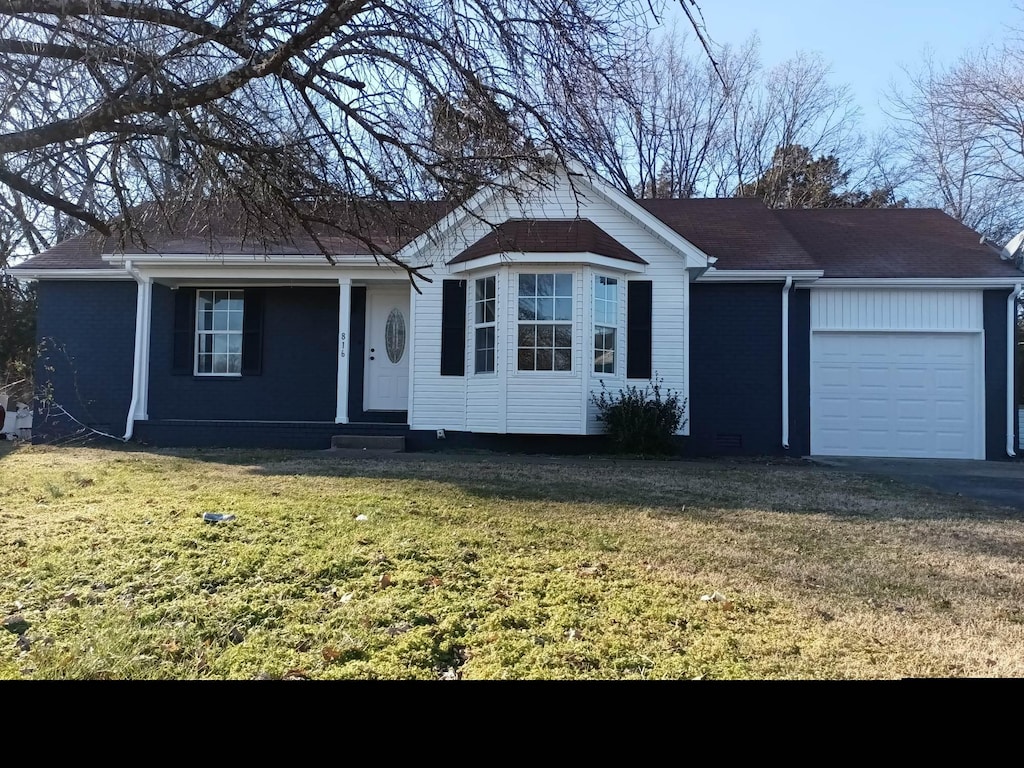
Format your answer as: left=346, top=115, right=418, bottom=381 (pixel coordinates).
left=336, top=278, right=352, bottom=423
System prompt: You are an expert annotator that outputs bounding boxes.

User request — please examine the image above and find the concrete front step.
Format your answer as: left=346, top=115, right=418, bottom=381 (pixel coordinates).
left=331, top=434, right=406, bottom=452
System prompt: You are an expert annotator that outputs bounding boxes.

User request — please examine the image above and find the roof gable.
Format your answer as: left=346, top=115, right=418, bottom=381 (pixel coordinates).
left=396, top=165, right=712, bottom=271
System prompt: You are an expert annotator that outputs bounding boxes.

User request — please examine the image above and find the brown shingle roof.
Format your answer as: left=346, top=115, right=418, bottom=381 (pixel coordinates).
left=637, top=198, right=818, bottom=271
left=773, top=208, right=1024, bottom=278
left=14, top=193, right=1022, bottom=281
left=14, top=200, right=452, bottom=270
left=448, top=219, right=646, bottom=265
left=15, top=231, right=110, bottom=270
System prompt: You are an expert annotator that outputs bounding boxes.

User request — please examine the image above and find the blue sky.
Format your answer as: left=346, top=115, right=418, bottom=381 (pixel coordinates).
left=665, top=0, right=1022, bottom=133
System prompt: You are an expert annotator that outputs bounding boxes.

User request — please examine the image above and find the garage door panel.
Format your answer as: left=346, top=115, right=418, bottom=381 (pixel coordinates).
left=894, top=349, right=929, bottom=363
left=860, top=429, right=892, bottom=450
left=935, top=367, right=969, bottom=390
left=817, top=364, right=852, bottom=388
left=894, top=428, right=928, bottom=445
left=858, top=366, right=889, bottom=388
left=859, top=398, right=889, bottom=419
left=818, top=406, right=854, bottom=425
left=895, top=367, right=929, bottom=390
left=811, top=331, right=982, bottom=459
left=934, top=400, right=968, bottom=423
left=816, top=429, right=852, bottom=451
left=894, top=411, right=928, bottom=426
left=935, top=431, right=970, bottom=452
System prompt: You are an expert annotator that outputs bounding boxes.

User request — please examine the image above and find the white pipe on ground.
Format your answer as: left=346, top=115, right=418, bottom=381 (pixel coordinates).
left=782, top=276, right=793, bottom=450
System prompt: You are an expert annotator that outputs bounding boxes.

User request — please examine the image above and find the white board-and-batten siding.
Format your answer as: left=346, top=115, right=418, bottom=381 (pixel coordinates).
left=409, top=170, right=690, bottom=436
left=811, top=288, right=983, bottom=331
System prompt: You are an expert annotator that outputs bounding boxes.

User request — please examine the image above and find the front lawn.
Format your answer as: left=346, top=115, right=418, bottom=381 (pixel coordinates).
left=1, top=444, right=1022, bottom=679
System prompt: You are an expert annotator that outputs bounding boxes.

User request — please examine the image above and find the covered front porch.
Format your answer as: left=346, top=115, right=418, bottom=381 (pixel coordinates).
left=122, top=262, right=417, bottom=447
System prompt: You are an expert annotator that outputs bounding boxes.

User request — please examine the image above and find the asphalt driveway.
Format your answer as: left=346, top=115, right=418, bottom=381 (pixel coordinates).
left=810, top=456, right=1024, bottom=512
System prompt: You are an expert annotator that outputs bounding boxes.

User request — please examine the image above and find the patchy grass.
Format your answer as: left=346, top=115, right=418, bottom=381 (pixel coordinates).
left=1, top=443, right=1023, bottom=679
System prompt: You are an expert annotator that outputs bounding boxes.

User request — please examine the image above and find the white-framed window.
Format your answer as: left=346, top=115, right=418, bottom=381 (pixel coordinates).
left=593, top=275, right=618, bottom=374
left=474, top=275, right=496, bottom=373
left=195, top=289, right=243, bottom=375
left=517, top=272, right=573, bottom=371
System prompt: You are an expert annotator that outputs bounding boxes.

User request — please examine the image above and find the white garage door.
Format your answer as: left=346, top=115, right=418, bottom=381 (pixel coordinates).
left=811, top=331, right=984, bottom=459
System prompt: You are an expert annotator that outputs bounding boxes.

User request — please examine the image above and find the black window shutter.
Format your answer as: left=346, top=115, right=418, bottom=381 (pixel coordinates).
left=171, top=289, right=196, bottom=375
left=241, top=288, right=264, bottom=376
left=626, top=280, right=652, bottom=379
left=440, top=279, right=466, bottom=376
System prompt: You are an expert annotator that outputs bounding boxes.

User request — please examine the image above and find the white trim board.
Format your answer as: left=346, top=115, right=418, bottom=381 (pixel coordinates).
left=698, top=269, right=823, bottom=283
left=813, top=278, right=1024, bottom=288
left=448, top=251, right=648, bottom=275
left=102, top=253, right=392, bottom=266
left=7, top=268, right=133, bottom=280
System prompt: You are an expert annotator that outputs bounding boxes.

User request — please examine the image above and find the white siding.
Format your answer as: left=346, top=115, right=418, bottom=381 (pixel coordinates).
left=641, top=258, right=688, bottom=435
left=408, top=275, right=466, bottom=431
left=583, top=256, right=689, bottom=435
left=409, top=168, right=690, bottom=435
left=505, top=269, right=584, bottom=434
left=465, top=269, right=502, bottom=432
left=812, top=288, right=983, bottom=331
left=466, top=378, right=501, bottom=432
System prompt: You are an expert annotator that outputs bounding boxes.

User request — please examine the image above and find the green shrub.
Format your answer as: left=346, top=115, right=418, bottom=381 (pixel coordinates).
left=591, top=375, right=688, bottom=455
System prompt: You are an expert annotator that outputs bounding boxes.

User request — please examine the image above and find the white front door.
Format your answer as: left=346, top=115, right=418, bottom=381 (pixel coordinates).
left=364, top=287, right=410, bottom=411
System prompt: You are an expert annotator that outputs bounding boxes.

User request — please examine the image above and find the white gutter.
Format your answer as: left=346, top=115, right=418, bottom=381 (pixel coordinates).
left=4, top=268, right=133, bottom=280
left=1008, top=283, right=1022, bottom=457
left=814, top=277, right=1024, bottom=288
left=102, top=253, right=398, bottom=266
left=698, top=269, right=823, bottom=283
left=124, top=260, right=151, bottom=441
left=782, top=276, right=793, bottom=450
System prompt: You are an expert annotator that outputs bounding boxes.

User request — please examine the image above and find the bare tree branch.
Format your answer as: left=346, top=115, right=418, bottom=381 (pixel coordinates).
left=0, top=164, right=111, bottom=234
left=0, top=1, right=728, bottom=274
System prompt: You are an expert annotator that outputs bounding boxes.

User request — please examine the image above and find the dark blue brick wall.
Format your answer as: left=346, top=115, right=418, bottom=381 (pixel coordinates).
left=984, top=289, right=1012, bottom=460
left=134, top=420, right=342, bottom=449
left=34, top=280, right=137, bottom=439
left=689, top=283, right=793, bottom=456
left=148, top=285, right=338, bottom=421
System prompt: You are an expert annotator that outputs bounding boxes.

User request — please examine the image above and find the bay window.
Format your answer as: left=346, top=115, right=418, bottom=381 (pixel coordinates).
left=517, top=273, right=573, bottom=371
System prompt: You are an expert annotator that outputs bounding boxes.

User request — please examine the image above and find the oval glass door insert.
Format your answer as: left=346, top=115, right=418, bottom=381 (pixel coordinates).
left=385, top=308, right=406, bottom=363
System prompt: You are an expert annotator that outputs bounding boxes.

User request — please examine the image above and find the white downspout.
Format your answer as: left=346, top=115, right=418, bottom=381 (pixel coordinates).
left=124, top=260, right=145, bottom=441
left=1008, top=283, right=1022, bottom=458
left=782, top=276, right=793, bottom=450
left=138, top=273, right=152, bottom=420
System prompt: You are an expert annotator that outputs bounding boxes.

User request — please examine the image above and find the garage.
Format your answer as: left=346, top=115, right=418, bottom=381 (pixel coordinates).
left=810, top=288, right=985, bottom=459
